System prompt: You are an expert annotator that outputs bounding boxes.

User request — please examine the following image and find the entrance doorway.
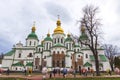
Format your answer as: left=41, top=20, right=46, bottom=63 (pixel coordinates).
left=52, top=52, right=65, bottom=68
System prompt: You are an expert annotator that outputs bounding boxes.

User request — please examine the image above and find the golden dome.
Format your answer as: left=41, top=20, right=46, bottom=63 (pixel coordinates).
left=32, top=21, right=36, bottom=32
left=54, top=19, right=64, bottom=34
left=81, top=21, right=85, bottom=33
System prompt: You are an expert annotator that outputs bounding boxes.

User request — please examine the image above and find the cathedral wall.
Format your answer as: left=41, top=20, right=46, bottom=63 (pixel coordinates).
left=2, top=59, right=12, bottom=69
left=65, top=56, right=71, bottom=68
left=46, top=57, right=52, bottom=67
left=34, top=53, right=41, bottom=65
left=14, top=49, right=34, bottom=60
left=26, top=39, right=38, bottom=47
left=51, top=48, right=66, bottom=55
left=82, top=50, right=92, bottom=64
left=102, top=62, right=111, bottom=71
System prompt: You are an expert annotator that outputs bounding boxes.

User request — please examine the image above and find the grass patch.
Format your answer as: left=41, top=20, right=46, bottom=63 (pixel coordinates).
left=47, top=77, right=120, bottom=80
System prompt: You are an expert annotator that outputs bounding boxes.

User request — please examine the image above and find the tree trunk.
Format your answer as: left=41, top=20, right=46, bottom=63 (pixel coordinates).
left=110, top=61, right=114, bottom=71
left=95, top=54, right=100, bottom=76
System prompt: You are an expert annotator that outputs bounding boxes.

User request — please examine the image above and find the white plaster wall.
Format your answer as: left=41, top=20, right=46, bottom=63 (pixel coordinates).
left=52, top=34, right=65, bottom=45
left=65, top=57, right=71, bottom=68
left=51, top=47, right=66, bottom=55
left=2, top=60, right=12, bottom=69
left=46, top=57, right=52, bottom=67
left=26, top=39, right=38, bottom=47
left=14, top=49, right=34, bottom=60
left=12, top=66, right=24, bottom=71
left=102, top=62, right=111, bottom=71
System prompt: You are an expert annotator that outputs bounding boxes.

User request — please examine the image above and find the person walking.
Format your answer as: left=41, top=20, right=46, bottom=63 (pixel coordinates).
left=24, top=68, right=27, bottom=76
left=6, top=68, right=10, bottom=75
left=63, top=68, right=67, bottom=78
left=53, top=69, right=56, bottom=77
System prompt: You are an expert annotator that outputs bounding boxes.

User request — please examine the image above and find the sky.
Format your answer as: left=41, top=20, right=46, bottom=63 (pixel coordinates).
left=0, top=0, right=120, bottom=54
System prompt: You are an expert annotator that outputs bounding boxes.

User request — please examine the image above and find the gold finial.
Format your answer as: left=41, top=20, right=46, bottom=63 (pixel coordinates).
left=41, top=36, right=44, bottom=45
left=32, top=21, right=36, bottom=32
left=81, top=21, right=85, bottom=33
left=47, top=29, right=50, bottom=37
left=67, top=31, right=70, bottom=37
left=56, top=15, right=61, bottom=26
left=57, top=15, right=60, bottom=19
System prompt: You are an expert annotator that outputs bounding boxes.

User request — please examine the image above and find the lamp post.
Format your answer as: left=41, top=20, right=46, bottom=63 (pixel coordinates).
left=40, top=51, right=43, bottom=71
left=74, top=50, right=77, bottom=78
left=32, top=50, right=35, bottom=71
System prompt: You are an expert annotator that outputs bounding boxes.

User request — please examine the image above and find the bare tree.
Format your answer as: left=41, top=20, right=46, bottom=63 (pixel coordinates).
left=79, top=5, right=102, bottom=76
left=104, top=44, right=119, bottom=71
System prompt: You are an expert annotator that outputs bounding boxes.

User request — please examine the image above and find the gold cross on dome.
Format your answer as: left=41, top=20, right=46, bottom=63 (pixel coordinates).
left=57, top=15, right=60, bottom=19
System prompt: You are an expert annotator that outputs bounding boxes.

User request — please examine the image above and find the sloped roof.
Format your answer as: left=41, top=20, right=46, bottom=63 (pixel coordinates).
left=5, top=49, right=15, bottom=56
left=83, top=62, right=92, bottom=67
left=90, top=55, right=95, bottom=61
left=12, top=62, right=24, bottom=66
left=99, top=55, right=107, bottom=62
left=26, top=62, right=33, bottom=66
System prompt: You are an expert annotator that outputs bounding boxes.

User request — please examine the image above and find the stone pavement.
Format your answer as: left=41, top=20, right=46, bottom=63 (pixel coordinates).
left=0, top=73, right=120, bottom=80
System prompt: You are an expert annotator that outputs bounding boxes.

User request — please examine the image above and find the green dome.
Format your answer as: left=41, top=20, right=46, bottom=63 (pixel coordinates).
left=44, top=33, right=52, bottom=41
left=65, top=37, right=73, bottom=42
left=65, top=34, right=73, bottom=42
left=44, top=36, right=52, bottom=41
left=79, top=33, right=88, bottom=40
left=27, top=32, right=38, bottom=39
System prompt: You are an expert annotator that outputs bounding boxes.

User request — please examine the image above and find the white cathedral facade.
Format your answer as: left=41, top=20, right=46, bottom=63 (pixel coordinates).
left=2, top=18, right=111, bottom=71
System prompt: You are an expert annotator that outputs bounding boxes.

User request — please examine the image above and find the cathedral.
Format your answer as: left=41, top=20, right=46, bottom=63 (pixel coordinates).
left=2, top=17, right=111, bottom=71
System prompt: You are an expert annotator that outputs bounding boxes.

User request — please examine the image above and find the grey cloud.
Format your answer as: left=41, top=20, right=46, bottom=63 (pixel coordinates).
left=44, top=2, right=72, bottom=23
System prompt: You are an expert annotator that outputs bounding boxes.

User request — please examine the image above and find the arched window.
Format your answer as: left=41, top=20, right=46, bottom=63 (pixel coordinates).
left=57, top=51, right=59, bottom=54
left=39, top=48, right=41, bottom=52
left=86, top=54, right=88, bottom=58
left=49, top=43, right=51, bottom=48
left=62, top=51, right=64, bottom=54
left=69, top=43, right=71, bottom=50
left=29, top=41, right=31, bottom=46
left=53, top=51, right=55, bottom=54
left=66, top=43, right=68, bottom=49
left=18, top=53, right=21, bottom=58
left=29, top=53, right=33, bottom=57
left=55, top=38, right=56, bottom=43
left=77, top=49, right=79, bottom=52
left=44, top=56, right=46, bottom=59
left=46, top=43, right=48, bottom=50
left=62, top=60, right=65, bottom=67
left=58, top=38, right=59, bottom=43
left=57, top=61, right=59, bottom=67
left=34, top=41, right=36, bottom=46
left=61, top=38, right=63, bottom=43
